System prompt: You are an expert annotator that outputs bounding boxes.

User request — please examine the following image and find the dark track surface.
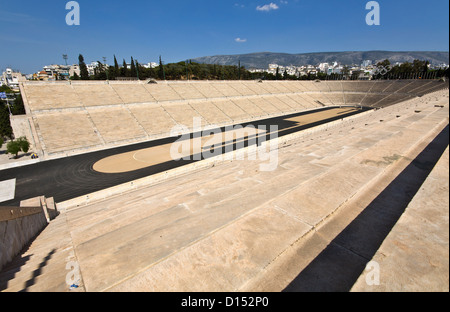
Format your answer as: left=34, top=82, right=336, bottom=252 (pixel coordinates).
left=0, top=107, right=369, bottom=206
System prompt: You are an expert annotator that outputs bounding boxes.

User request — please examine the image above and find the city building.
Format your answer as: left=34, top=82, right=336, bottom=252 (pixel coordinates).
left=318, top=63, right=329, bottom=73
left=142, top=62, right=158, bottom=69
left=42, top=64, right=71, bottom=80
left=1, top=68, right=25, bottom=91
left=362, top=60, right=373, bottom=67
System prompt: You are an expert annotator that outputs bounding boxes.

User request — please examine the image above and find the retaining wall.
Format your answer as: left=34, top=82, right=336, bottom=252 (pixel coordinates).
left=0, top=197, right=57, bottom=272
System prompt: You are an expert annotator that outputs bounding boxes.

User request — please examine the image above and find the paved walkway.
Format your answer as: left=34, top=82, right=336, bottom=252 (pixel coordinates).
left=0, top=144, right=38, bottom=171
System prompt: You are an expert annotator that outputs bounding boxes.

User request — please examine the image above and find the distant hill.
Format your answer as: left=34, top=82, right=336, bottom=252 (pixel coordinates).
left=191, top=51, right=449, bottom=69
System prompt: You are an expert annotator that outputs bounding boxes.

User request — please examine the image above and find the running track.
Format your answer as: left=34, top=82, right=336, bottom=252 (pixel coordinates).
left=0, top=107, right=369, bottom=206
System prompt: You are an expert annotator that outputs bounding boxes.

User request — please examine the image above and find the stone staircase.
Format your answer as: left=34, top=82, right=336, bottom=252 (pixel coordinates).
left=0, top=196, right=85, bottom=292
left=0, top=90, right=448, bottom=292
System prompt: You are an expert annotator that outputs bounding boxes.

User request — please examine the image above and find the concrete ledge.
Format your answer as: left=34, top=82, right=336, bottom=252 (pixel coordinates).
left=0, top=158, right=41, bottom=171
left=0, top=206, right=43, bottom=222
left=21, top=196, right=58, bottom=222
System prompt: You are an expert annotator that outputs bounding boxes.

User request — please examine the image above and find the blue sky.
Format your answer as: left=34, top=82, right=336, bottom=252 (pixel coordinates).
left=0, top=0, right=448, bottom=73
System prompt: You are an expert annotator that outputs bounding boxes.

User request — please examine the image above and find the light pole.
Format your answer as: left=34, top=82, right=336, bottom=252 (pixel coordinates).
left=62, top=54, right=69, bottom=80
left=6, top=98, right=12, bottom=116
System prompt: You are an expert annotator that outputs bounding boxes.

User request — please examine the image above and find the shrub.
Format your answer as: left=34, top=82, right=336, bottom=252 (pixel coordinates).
left=6, top=140, right=21, bottom=158
left=17, top=137, right=30, bottom=153
left=5, top=137, right=30, bottom=158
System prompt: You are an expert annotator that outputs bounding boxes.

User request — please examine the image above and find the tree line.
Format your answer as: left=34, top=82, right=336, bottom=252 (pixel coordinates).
left=0, top=84, right=25, bottom=140
left=72, top=54, right=449, bottom=82
left=72, top=54, right=262, bottom=81
left=372, top=59, right=449, bottom=80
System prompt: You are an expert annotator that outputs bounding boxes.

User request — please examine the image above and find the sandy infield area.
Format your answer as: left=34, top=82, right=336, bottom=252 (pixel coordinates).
left=93, top=107, right=360, bottom=173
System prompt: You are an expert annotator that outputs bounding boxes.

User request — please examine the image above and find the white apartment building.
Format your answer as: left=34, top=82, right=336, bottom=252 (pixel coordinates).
left=142, top=62, right=158, bottom=69
left=362, top=60, right=373, bottom=67
left=318, top=63, right=329, bottom=73
left=1, top=68, right=25, bottom=91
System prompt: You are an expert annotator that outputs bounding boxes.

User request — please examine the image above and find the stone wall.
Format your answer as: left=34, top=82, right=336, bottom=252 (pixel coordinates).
left=0, top=197, right=57, bottom=272
left=9, top=115, right=35, bottom=144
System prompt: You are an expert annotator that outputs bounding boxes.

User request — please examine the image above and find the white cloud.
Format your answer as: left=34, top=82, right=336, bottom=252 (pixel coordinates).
left=235, top=38, right=247, bottom=43
left=256, top=3, right=279, bottom=12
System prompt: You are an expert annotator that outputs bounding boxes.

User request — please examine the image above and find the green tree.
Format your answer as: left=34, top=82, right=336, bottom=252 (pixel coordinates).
left=114, top=55, right=120, bottom=78
left=17, top=136, right=30, bottom=153
left=6, top=140, right=21, bottom=158
left=11, top=94, right=26, bottom=115
left=275, top=67, right=281, bottom=80
left=342, top=66, right=350, bottom=79
left=0, top=137, right=3, bottom=149
left=0, top=85, right=13, bottom=93
left=93, top=61, right=107, bottom=80
left=158, top=56, right=165, bottom=80
left=130, top=57, right=137, bottom=78
left=79, top=54, right=90, bottom=80
left=377, top=59, right=391, bottom=68
left=135, top=60, right=143, bottom=80
left=238, top=60, right=241, bottom=80
left=0, top=103, right=13, bottom=139
left=421, top=60, right=430, bottom=74
left=121, top=59, right=128, bottom=77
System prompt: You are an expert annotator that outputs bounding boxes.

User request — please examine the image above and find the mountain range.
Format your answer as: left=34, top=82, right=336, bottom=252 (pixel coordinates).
left=191, top=51, right=449, bottom=69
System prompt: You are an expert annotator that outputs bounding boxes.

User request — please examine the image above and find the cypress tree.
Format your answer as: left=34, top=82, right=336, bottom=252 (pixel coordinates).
left=130, top=57, right=137, bottom=78
left=121, top=59, right=128, bottom=77
left=12, top=94, right=26, bottom=115
left=238, top=60, right=241, bottom=80
left=114, top=55, right=120, bottom=78
left=135, top=60, right=141, bottom=80
left=78, top=54, right=90, bottom=80
left=159, top=56, right=165, bottom=80
left=0, top=103, right=13, bottom=139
